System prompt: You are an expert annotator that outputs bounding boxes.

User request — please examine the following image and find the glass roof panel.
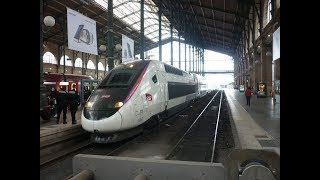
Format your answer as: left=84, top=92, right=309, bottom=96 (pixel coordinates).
left=94, top=0, right=176, bottom=43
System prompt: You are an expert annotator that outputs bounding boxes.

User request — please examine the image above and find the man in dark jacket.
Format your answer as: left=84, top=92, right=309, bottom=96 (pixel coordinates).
left=84, top=86, right=91, bottom=101
left=49, top=87, right=58, bottom=117
left=68, top=84, right=80, bottom=124
left=56, top=86, right=68, bottom=124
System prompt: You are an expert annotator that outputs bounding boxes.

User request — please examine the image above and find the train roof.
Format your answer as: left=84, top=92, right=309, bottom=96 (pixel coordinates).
left=122, top=60, right=191, bottom=74
left=43, top=72, right=94, bottom=82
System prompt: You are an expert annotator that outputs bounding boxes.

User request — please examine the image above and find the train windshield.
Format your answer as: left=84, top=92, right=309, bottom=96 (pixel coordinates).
left=98, top=61, right=150, bottom=89
left=102, top=71, right=135, bottom=87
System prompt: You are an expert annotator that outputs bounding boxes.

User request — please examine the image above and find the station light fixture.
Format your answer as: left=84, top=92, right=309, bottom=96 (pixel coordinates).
left=99, top=45, right=107, bottom=52
left=43, top=16, right=55, bottom=27
left=115, top=44, right=122, bottom=51
left=42, top=16, right=55, bottom=33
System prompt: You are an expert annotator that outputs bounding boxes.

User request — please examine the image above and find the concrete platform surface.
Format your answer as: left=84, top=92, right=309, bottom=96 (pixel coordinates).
left=224, top=89, right=279, bottom=155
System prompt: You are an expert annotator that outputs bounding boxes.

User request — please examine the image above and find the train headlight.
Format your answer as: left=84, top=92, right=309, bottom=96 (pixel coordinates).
left=114, top=102, right=123, bottom=108
left=85, top=101, right=93, bottom=108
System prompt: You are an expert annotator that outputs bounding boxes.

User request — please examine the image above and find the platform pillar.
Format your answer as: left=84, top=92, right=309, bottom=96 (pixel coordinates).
left=260, top=45, right=272, bottom=96
left=107, top=0, right=114, bottom=70
left=140, top=0, right=144, bottom=61
left=254, top=51, right=260, bottom=92
left=158, top=0, right=162, bottom=62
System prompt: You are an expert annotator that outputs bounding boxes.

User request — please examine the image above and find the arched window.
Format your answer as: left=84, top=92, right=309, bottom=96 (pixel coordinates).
left=60, top=55, right=73, bottom=66
left=43, top=52, right=57, bottom=64
left=74, top=58, right=82, bottom=67
left=87, top=60, right=95, bottom=69
left=98, top=62, right=104, bottom=71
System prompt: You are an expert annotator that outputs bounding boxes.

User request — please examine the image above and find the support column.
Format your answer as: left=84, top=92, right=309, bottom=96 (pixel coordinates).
left=82, top=52, right=86, bottom=75
left=239, top=61, right=242, bottom=86
left=96, top=55, right=99, bottom=79
left=158, top=0, right=162, bottom=62
left=107, top=0, right=114, bottom=70
left=202, top=48, right=204, bottom=75
left=195, top=47, right=197, bottom=73
left=198, top=48, right=200, bottom=73
left=261, top=45, right=273, bottom=96
left=184, top=20, right=187, bottom=71
left=192, top=45, right=194, bottom=72
left=249, top=57, right=254, bottom=88
left=104, top=56, right=107, bottom=76
left=179, top=33, right=181, bottom=69
left=189, top=45, right=191, bottom=72
left=184, top=40, right=187, bottom=71
left=62, top=15, right=66, bottom=74
left=170, top=22, right=173, bottom=65
left=198, top=47, right=200, bottom=73
left=274, top=58, right=280, bottom=81
left=72, top=51, right=75, bottom=74
left=40, top=0, right=46, bottom=108
left=241, top=60, right=245, bottom=85
left=140, top=0, right=144, bottom=60
left=254, top=50, right=260, bottom=91
left=63, top=31, right=66, bottom=74
left=245, top=56, right=249, bottom=88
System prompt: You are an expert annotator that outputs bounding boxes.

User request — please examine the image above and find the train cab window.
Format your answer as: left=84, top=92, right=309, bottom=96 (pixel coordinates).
left=98, top=70, right=137, bottom=88
left=109, top=72, right=132, bottom=85
left=152, top=75, right=157, bottom=83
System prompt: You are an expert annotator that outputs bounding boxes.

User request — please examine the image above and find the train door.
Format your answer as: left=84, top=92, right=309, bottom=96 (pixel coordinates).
left=155, top=70, right=168, bottom=115
left=155, top=70, right=166, bottom=112
left=80, top=79, right=100, bottom=106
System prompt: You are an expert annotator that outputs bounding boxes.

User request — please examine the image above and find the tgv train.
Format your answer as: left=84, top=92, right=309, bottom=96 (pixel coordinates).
left=81, top=60, right=208, bottom=143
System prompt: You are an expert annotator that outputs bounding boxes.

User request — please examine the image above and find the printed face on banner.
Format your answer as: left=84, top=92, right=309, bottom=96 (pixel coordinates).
left=67, top=8, right=98, bottom=55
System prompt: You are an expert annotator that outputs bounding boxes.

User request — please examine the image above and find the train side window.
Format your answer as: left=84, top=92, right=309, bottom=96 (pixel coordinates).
left=152, top=75, right=157, bottom=83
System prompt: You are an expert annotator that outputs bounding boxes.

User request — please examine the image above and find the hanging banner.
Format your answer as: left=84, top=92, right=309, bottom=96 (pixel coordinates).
left=272, top=27, right=280, bottom=61
left=67, top=8, right=98, bottom=55
left=122, top=34, right=134, bottom=62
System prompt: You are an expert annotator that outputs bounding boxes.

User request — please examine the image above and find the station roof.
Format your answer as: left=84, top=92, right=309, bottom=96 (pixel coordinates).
left=43, top=0, right=251, bottom=57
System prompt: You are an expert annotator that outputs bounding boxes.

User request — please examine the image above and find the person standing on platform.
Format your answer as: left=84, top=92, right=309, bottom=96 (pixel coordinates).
left=56, top=86, right=68, bottom=124
left=245, top=87, right=252, bottom=106
left=49, top=87, right=58, bottom=117
left=68, top=84, right=80, bottom=124
left=84, top=86, right=91, bottom=101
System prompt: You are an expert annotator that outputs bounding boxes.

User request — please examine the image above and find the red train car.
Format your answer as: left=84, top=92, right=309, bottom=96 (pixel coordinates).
left=43, top=72, right=94, bottom=93
left=40, top=72, right=94, bottom=120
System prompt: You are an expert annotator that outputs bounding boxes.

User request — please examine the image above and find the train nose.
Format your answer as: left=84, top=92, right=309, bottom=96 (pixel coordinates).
left=81, top=111, right=122, bottom=133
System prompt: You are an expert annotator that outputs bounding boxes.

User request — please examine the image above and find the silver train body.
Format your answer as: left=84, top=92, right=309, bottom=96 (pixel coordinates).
left=81, top=60, right=208, bottom=143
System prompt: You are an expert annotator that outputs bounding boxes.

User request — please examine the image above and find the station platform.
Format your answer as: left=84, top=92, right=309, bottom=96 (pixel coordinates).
left=40, top=109, right=83, bottom=142
left=40, top=91, right=280, bottom=152
left=224, top=88, right=280, bottom=155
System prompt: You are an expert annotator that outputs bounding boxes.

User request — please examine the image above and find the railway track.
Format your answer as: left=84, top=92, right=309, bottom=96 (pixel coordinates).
left=105, top=91, right=221, bottom=159
left=42, top=90, right=236, bottom=179
left=166, top=90, right=223, bottom=162
left=40, top=125, right=92, bottom=169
